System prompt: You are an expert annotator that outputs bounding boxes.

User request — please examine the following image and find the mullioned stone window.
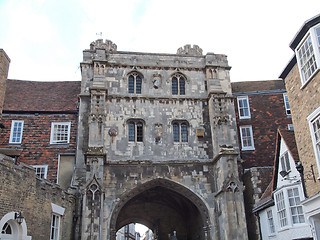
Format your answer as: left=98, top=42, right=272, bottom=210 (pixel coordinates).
left=172, top=121, right=188, bottom=143
left=128, top=120, right=144, bottom=142
left=171, top=73, right=186, bottom=95
left=128, top=72, right=142, bottom=94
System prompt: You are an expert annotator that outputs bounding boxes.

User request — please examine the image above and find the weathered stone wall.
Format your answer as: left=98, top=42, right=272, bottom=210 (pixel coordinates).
left=284, top=64, right=320, bottom=196
left=0, top=154, right=75, bottom=240
left=75, top=40, right=248, bottom=240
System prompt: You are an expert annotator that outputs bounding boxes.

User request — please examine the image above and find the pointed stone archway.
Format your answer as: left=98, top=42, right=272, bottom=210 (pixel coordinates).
left=109, top=178, right=211, bottom=240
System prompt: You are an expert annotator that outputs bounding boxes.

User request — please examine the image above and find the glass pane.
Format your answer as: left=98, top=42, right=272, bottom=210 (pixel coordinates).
left=172, top=77, right=178, bottom=95
left=128, top=75, right=134, bottom=93
left=136, top=76, right=142, bottom=94
left=136, top=123, right=143, bottom=142
left=179, top=78, right=185, bottom=95
left=181, top=123, right=188, bottom=142
left=128, top=123, right=135, bottom=141
left=173, top=124, right=180, bottom=142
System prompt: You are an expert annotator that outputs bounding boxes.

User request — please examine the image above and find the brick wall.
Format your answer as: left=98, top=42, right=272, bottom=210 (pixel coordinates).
left=284, top=65, right=320, bottom=196
left=0, top=50, right=10, bottom=115
left=0, top=154, right=75, bottom=240
left=235, top=93, right=292, bottom=168
left=0, top=113, right=77, bottom=181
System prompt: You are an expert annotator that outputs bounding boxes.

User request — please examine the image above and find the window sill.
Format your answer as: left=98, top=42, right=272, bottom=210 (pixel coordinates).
left=241, top=147, right=255, bottom=151
left=239, top=117, right=251, bottom=120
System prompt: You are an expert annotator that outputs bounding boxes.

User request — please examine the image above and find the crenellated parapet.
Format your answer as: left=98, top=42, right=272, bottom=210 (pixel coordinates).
left=177, top=44, right=203, bottom=56
left=90, top=39, right=117, bottom=52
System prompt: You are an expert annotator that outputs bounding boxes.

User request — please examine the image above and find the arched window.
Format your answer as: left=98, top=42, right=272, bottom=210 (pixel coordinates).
left=173, top=121, right=188, bottom=142
left=1, top=222, right=12, bottom=234
left=128, top=120, right=144, bottom=142
left=172, top=73, right=186, bottom=95
left=128, top=72, right=142, bottom=94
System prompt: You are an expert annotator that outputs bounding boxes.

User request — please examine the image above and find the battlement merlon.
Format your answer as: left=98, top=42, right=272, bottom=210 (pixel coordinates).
left=82, top=39, right=231, bottom=70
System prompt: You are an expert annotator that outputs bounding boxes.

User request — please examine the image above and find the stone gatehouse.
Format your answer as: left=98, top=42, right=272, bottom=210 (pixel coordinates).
left=73, top=39, right=248, bottom=240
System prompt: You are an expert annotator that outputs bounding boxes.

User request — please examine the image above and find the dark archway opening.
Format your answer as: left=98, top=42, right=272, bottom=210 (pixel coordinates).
left=115, top=185, right=206, bottom=240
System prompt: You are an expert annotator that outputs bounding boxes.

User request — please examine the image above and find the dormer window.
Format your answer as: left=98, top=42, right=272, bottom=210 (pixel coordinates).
left=128, top=72, right=142, bottom=94
left=296, top=24, right=320, bottom=86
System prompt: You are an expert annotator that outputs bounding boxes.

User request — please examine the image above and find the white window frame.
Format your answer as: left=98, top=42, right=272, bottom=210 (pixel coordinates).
left=239, top=125, right=255, bottom=150
left=237, top=96, right=251, bottom=119
left=50, top=122, right=71, bottom=144
left=295, top=24, right=320, bottom=87
left=283, top=93, right=291, bottom=115
left=9, top=120, right=24, bottom=144
left=287, top=187, right=305, bottom=224
left=32, top=165, right=48, bottom=179
left=267, top=209, right=275, bottom=234
left=50, top=214, right=60, bottom=240
left=275, top=191, right=288, bottom=228
left=288, top=124, right=294, bottom=130
left=307, top=105, right=320, bottom=176
left=280, top=151, right=291, bottom=173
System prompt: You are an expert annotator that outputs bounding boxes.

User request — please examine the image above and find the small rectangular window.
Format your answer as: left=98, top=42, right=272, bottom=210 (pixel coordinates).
left=239, top=125, right=254, bottom=150
left=50, top=122, right=71, bottom=144
left=9, top=120, right=24, bottom=144
left=275, top=191, right=288, bottom=228
left=267, top=210, right=275, bottom=234
left=33, top=165, right=48, bottom=179
left=283, top=93, right=291, bottom=115
left=50, top=214, right=60, bottom=240
left=280, top=151, right=291, bottom=172
left=237, top=96, right=251, bottom=119
left=288, top=124, right=294, bottom=130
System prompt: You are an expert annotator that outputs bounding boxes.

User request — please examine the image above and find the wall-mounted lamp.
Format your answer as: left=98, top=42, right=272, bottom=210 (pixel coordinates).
left=280, top=170, right=289, bottom=178
left=279, top=170, right=297, bottom=180
left=296, top=162, right=318, bottom=183
left=14, top=212, right=24, bottom=224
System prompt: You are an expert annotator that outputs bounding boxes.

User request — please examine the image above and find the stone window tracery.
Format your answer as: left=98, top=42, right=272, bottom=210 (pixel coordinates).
left=128, top=72, right=142, bottom=94
left=173, top=121, right=188, bottom=142
left=128, top=120, right=144, bottom=142
left=171, top=73, right=186, bottom=95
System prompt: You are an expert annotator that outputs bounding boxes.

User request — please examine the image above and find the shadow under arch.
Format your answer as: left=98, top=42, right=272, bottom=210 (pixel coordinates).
left=110, top=178, right=211, bottom=240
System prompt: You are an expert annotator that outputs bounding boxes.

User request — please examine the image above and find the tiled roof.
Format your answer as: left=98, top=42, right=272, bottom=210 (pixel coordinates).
left=3, top=80, right=80, bottom=112
left=231, top=80, right=285, bottom=93
left=278, top=129, right=300, bottom=164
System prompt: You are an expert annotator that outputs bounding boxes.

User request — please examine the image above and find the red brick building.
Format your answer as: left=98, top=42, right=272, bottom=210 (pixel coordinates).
left=0, top=79, right=80, bottom=184
left=231, top=80, right=293, bottom=240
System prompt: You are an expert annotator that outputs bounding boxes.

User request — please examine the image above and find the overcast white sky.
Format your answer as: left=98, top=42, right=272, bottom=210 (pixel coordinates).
left=0, top=0, right=319, bottom=82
